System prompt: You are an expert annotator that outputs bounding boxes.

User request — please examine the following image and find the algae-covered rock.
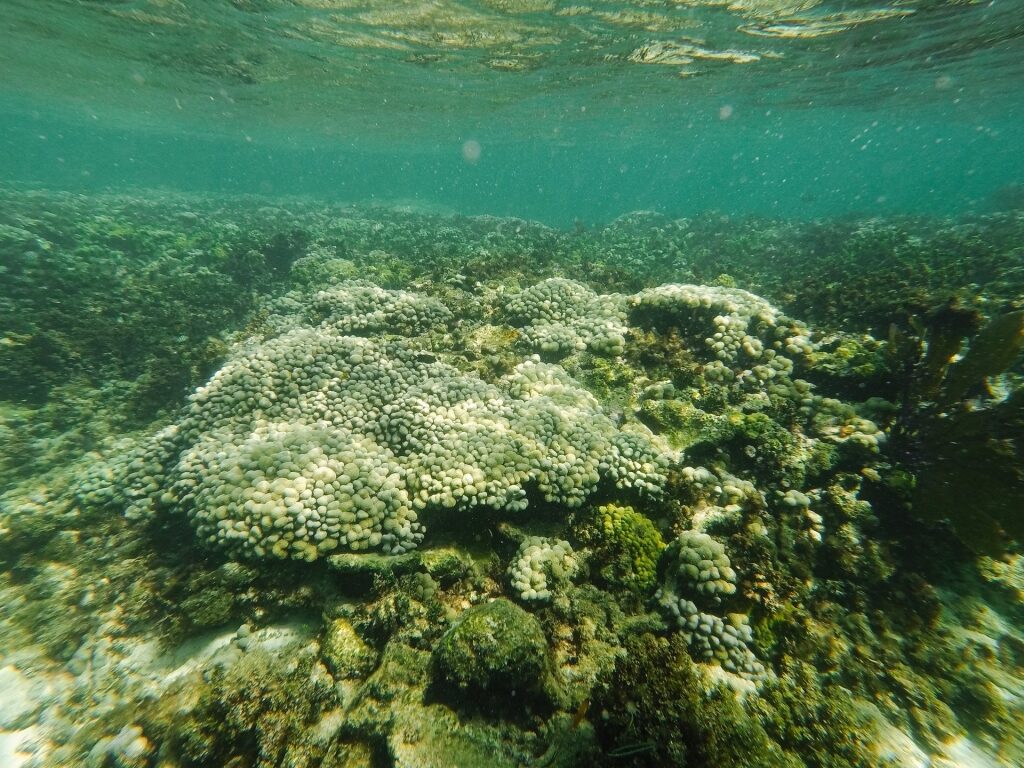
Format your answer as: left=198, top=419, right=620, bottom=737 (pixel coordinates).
left=637, top=396, right=728, bottom=451
left=750, top=659, right=885, bottom=768
left=156, top=647, right=338, bottom=768
left=431, top=598, right=557, bottom=714
left=344, top=640, right=534, bottom=768
left=322, top=618, right=377, bottom=679
left=180, top=591, right=234, bottom=631
left=805, top=333, right=894, bottom=396
left=327, top=546, right=473, bottom=591
left=593, top=633, right=797, bottom=768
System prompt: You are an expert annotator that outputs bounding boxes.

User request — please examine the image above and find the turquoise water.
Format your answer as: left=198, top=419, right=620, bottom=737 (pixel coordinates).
left=3, top=0, right=1022, bottom=223
left=3, top=4, right=1024, bottom=768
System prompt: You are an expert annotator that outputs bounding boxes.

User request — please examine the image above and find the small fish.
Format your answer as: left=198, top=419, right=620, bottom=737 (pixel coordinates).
left=570, top=697, right=590, bottom=729
left=607, top=741, right=658, bottom=758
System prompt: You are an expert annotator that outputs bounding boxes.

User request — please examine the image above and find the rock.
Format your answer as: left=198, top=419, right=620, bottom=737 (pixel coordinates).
left=430, top=599, right=556, bottom=714
left=322, top=619, right=377, bottom=680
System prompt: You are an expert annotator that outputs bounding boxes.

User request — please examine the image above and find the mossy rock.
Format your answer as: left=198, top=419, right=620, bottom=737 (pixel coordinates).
left=156, top=648, right=338, bottom=768
left=322, top=618, right=377, bottom=679
left=346, top=640, right=538, bottom=768
left=806, top=333, right=894, bottom=399
left=328, top=547, right=473, bottom=593
left=419, top=546, right=474, bottom=584
left=431, top=598, right=557, bottom=715
left=592, top=633, right=799, bottom=768
left=722, top=410, right=804, bottom=484
left=180, top=588, right=235, bottom=629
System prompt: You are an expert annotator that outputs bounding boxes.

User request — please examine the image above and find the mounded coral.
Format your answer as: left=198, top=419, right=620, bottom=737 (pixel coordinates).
left=629, top=283, right=884, bottom=453
left=261, top=278, right=453, bottom=337
left=508, top=536, right=579, bottom=602
left=660, top=531, right=738, bottom=605
left=657, top=532, right=765, bottom=679
left=309, top=280, right=453, bottom=335
left=504, top=277, right=628, bottom=356
left=629, top=283, right=814, bottom=388
left=86, top=287, right=667, bottom=562
left=572, top=503, right=665, bottom=596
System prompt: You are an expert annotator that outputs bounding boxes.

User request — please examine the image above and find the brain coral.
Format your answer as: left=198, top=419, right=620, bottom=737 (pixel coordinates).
left=93, top=314, right=667, bottom=562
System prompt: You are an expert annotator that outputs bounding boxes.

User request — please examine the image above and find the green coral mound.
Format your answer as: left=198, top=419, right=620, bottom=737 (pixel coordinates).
left=431, top=598, right=557, bottom=714
left=573, top=503, right=665, bottom=596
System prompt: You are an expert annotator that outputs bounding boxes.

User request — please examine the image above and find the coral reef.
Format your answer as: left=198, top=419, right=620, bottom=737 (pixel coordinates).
left=592, top=633, right=795, bottom=768
left=87, top=325, right=667, bottom=561
left=1, top=190, right=1022, bottom=768
left=508, top=536, right=579, bottom=602
left=572, top=503, right=665, bottom=596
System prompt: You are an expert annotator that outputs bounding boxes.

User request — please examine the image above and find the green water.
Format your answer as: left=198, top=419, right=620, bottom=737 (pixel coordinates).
left=3, top=0, right=1022, bottom=223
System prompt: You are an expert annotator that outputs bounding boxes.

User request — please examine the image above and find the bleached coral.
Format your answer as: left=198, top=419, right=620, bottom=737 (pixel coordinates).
left=262, top=280, right=452, bottom=337
left=630, top=283, right=814, bottom=374
left=679, top=465, right=764, bottom=532
left=309, top=280, right=453, bottom=335
left=508, top=536, right=579, bottom=602
left=505, top=278, right=628, bottom=356
left=90, top=323, right=667, bottom=562
left=805, top=397, right=885, bottom=452
left=781, top=488, right=825, bottom=543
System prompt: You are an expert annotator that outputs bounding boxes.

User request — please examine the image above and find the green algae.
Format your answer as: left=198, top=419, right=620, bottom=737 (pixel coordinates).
left=751, top=659, right=880, bottom=768
left=887, top=306, right=1024, bottom=554
left=322, top=617, right=378, bottom=680
left=157, top=647, right=337, bottom=768
left=636, top=397, right=726, bottom=451
left=592, top=633, right=798, bottom=768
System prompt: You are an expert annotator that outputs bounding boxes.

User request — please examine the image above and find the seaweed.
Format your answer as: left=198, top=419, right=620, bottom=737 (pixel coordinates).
left=890, top=308, right=1024, bottom=553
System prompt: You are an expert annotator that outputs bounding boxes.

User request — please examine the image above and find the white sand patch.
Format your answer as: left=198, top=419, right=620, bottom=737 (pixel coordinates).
left=136, top=629, right=237, bottom=686
left=0, top=725, right=46, bottom=768
left=0, top=667, right=38, bottom=730
left=873, top=720, right=929, bottom=768
left=931, top=736, right=1003, bottom=768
